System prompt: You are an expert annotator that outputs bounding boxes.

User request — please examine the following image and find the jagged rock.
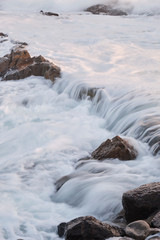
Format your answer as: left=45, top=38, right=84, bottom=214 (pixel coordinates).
left=91, top=136, right=137, bottom=161
left=0, top=50, right=61, bottom=82
left=40, top=10, right=59, bottom=16
left=122, top=182, right=160, bottom=223
left=151, top=212, right=160, bottom=228
left=58, top=216, right=125, bottom=240
left=125, top=220, right=150, bottom=240
left=85, top=4, right=127, bottom=16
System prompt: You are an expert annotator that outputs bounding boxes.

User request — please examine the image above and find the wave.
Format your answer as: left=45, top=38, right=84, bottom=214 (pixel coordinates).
left=53, top=78, right=160, bottom=155
left=1, top=0, right=160, bottom=15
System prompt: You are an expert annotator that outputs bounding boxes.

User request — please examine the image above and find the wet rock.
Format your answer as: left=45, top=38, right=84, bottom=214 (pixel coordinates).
left=91, top=136, right=137, bottom=161
left=57, top=222, right=67, bottom=238
left=85, top=4, right=127, bottom=16
left=125, top=220, right=150, bottom=240
left=55, top=175, right=72, bottom=191
left=122, top=182, right=160, bottom=223
left=0, top=49, right=61, bottom=82
left=151, top=212, right=160, bottom=228
left=58, top=216, right=125, bottom=240
left=0, top=32, right=8, bottom=37
left=0, top=57, right=10, bottom=77
left=40, top=10, right=59, bottom=16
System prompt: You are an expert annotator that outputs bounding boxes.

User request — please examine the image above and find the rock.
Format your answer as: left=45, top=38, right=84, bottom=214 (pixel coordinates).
left=40, top=10, right=59, bottom=16
left=0, top=32, right=8, bottom=37
left=91, top=136, right=137, bottom=161
left=55, top=175, right=72, bottom=191
left=122, top=182, right=160, bottom=223
left=58, top=216, right=125, bottom=240
left=0, top=50, right=61, bottom=82
left=85, top=4, right=127, bottom=16
left=125, top=220, right=150, bottom=240
left=151, top=212, right=160, bottom=228
left=57, top=222, right=67, bottom=238
left=0, top=57, right=10, bottom=77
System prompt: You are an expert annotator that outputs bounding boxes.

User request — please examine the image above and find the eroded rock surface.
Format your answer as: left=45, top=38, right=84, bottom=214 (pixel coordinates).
left=91, top=136, right=137, bottom=161
left=0, top=50, right=61, bottom=82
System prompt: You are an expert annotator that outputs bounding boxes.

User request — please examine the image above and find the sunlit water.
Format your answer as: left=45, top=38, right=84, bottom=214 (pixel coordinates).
left=0, top=1, right=160, bottom=239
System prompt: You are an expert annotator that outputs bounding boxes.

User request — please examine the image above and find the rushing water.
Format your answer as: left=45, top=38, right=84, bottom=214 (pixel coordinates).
left=0, top=0, right=160, bottom=239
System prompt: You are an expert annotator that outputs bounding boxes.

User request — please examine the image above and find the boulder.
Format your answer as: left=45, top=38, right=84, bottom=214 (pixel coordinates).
left=40, top=10, right=59, bottom=16
left=0, top=50, right=61, bottom=82
left=125, top=220, right=150, bottom=240
left=57, top=222, right=67, bottom=237
left=151, top=212, right=160, bottom=228
left=85, top=4, right=127, bottom=16
left=91, top=136, right=137, bottom=161
left=58, top=216, right=125, bottom=240
left=122, top=182, right=160, bottom=223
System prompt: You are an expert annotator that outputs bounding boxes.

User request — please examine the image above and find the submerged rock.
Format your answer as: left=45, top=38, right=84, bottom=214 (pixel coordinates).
left=91, top=136, right=137, bottom=161
left=0, top=49, right=61, bottom=82
left=58, top=216, right=125, bottom=240
left=122, top=182, right=160, bottom=223
left=0, top=32, right=8, bottom=37
left=40, top=10, right=59, bottom=16
left=85, top=4, right=127, bottom=16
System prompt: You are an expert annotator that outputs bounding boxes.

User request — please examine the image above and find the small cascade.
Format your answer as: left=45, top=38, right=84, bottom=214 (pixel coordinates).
left=53, top=78, right=160, bottom=155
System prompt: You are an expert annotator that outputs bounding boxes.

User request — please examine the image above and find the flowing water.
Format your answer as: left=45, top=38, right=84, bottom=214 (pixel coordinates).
left=0, top=0, right=160, bottom=239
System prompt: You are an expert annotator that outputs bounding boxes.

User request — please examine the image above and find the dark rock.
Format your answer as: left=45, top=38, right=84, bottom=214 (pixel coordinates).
left=0, top=50, right=61, bottom=82
left=0, top=57, right=10, bottom=77
left=57, top=222, right=67, bottom=238
left=63, top=216, right=125, bottom=240
left=85, top=4, right=127, bottom=16
left=0, top=32, right=8, bottom=37
left=11, top=40, right=28, bottom=46
left=125, top=220, right=150, bottom=240
left=40, top=10, right=59, bottom=16
left=151, top=212, right=160, bottom=228
left=91, top=136, right=137, bottom=161
left=122, top=182, right=160, bottom=223
left=55, top=175, right=72, bottom=191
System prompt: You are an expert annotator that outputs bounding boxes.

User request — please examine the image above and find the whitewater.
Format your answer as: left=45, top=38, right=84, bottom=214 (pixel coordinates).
left=0, top=0, right=160, bottom=239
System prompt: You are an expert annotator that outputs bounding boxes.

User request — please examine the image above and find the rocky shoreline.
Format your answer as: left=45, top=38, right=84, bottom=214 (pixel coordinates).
left=1, top=33, right=160, bottom=240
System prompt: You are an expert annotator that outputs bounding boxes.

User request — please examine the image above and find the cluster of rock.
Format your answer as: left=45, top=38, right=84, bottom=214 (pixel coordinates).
left=56, top=137, right=159, bottom=240
left=57, top=182, right=160, bottom=240
left=85, top=4, right=127, bottom=16
left=0, top=49, right=61, bottom=82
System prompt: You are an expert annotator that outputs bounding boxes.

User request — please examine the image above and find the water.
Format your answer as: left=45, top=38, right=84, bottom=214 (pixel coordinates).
left=0, top=1, right=160, bottom=239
